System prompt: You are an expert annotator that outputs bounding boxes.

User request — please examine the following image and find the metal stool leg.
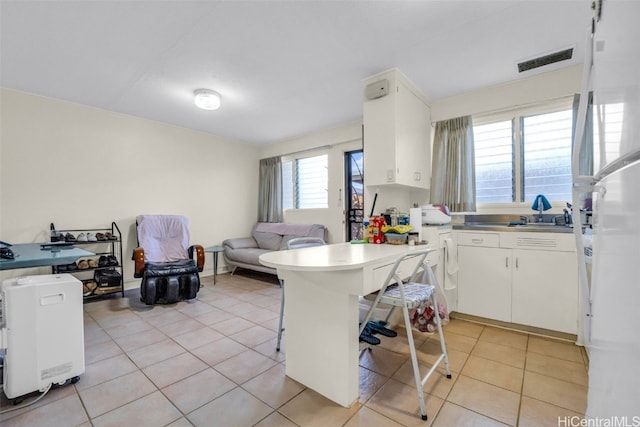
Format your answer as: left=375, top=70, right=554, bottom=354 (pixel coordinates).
left=432, top=292, right=452, bottom=378
left=401, top=304, right=428, bottom=420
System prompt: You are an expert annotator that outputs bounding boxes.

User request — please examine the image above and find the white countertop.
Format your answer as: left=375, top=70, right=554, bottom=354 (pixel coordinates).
left=259, top=242, right=431, bottom=272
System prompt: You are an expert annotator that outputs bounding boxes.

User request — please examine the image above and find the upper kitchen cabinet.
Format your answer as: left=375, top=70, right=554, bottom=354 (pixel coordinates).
left=363, top=69, right=431, bottom=190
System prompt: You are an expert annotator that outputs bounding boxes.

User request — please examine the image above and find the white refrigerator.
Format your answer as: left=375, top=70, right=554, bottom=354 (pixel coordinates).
left=573, top=0, right=640, bottom=419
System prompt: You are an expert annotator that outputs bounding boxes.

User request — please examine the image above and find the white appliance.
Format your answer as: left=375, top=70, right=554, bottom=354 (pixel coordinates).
left=1, top=274, right=84, bottom=400
left=572, top=0, right=640, bottom=419
left=421, top=204, right=451, bottom=225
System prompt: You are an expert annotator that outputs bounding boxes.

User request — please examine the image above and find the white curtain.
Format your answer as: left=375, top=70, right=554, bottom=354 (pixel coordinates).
left=430, top=116, right=476, bottom=212
left=258, top=156, right=283, bottom=223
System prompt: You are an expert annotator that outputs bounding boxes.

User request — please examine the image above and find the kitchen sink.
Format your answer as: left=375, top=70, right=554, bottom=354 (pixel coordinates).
left=453, top=222, right=574, bottom=233
left=510, top=223, right=570, bottom=232
left=511, top=222, right=560, bottom=227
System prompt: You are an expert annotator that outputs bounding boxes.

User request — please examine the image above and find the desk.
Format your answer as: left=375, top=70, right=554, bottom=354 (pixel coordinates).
left=0, top=243, right=95, bottom=271
left=259, top=242, right=430, bottom=407
left=205, top=245, right=224, bottom=284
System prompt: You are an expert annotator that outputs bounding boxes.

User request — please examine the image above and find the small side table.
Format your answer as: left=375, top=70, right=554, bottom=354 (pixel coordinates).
left=205, top=245, right=224, bottom=284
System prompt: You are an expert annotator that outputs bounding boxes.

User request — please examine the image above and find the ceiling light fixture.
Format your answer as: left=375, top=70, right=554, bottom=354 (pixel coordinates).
left=194, top=89, right=221, bottom=110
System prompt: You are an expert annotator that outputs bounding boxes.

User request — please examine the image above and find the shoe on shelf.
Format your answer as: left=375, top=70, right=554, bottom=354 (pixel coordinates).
left=77, top=259, right=89, bottom=269
left=65, top=233, right=77, bottom=243
left=96, top=232, right=107, bottom=241
left=87, top=233, right=97, bottom=242
left=83, top=280, right=98, bottom=297
left=107, top=255, right=118, bottom=266
left=51, top=231, right=65, bottom=242
left=60, top=262, right=78, bottom=272
left=98, top=256, right=109, bottom=267
left=76, top=233, right=88, bottom=242
left=104, top=232, right=118, bottom=240
left=87, top=259, right=98, bottom=268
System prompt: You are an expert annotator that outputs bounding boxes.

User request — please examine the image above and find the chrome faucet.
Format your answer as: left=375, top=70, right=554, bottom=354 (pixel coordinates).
left=536, top=195, right=544, bottom=222
left=519, top=215, right=530, bottom=224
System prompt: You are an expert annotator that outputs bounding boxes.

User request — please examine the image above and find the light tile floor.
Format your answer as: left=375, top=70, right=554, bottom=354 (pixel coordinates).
left=0, top=271, right=589, bottom=426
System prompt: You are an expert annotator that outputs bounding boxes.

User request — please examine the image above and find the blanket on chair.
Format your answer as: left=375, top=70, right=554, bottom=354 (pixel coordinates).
left=137, top=214, right=191, bottom=263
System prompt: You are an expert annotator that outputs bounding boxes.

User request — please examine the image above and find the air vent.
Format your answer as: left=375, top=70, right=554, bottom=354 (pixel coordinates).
left=517, top=48, right=573, bottom=73
left=515, top=236, right=557, bottom=249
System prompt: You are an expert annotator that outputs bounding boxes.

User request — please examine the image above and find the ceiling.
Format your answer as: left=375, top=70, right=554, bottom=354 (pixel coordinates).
left=0, top=1, right=592, bottom=145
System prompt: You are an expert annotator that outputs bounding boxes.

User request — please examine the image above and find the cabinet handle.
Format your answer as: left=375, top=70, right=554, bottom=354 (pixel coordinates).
left=472, top=238, right=484, bottom=244
left=516, top=257, right=519, bottom=269
left=505, top=257, right=509, bottom=268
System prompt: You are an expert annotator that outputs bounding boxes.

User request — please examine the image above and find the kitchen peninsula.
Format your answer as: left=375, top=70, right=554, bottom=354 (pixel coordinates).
left=259, top=242, right=434, bottom=407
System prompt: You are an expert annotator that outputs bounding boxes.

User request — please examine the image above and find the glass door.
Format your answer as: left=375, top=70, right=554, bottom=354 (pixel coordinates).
left=345, top=150, right=364, bottom=241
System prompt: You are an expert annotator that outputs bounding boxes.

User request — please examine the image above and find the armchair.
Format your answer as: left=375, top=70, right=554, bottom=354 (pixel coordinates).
left=133, top=214, right=205, bottom=305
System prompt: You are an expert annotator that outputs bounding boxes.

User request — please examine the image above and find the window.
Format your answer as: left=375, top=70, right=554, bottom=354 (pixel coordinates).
left=522, top=110, right=573, bottom=202
left=473, top=120, right=514, bottom=203
left=282, top=154, right=328, bottom=209
left=473, top=100, right=574, bottom=204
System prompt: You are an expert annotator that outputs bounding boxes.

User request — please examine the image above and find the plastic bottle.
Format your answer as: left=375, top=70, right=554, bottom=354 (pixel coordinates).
left=362, top=220, right=369, bottom=243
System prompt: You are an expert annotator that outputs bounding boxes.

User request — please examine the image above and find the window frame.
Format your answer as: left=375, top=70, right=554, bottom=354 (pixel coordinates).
left=281, top=151, right=329, bottom=211
left=472, top=97, right=574, bottom=207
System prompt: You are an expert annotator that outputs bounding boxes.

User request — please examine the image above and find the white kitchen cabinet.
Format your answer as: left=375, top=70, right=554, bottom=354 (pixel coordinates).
left=458, top=245, right=512, bottom=322
left=456, top=230, right=579, bottom=334
left=363, top=68, right=431, bottom=190
left=511, top=249, right=578, bottom=334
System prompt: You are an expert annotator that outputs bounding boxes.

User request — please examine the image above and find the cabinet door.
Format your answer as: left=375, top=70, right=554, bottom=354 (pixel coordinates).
left=511, top=249, right=578, bottom=334
left=363, top=71, right=431, bottom=190
left=363, top=93, right=397, bottom=186
left=457, top=246, right=512, bottom=322
left=395, top=82, right=430, bottom=189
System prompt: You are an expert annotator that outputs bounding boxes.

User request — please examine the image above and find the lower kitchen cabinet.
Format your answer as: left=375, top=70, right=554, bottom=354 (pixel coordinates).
left=511, top=249, right=578, bottom=333
left=456, top=231, right=578, bottom=334
left=458, top=246, right=512, bottom=322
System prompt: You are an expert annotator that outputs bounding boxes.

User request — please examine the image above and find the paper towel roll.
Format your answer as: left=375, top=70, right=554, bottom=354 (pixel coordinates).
left=409, top=207, right=422, bottom=242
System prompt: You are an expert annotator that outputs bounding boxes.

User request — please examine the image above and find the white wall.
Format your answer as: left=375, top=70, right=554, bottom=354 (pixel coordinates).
left=0, top=89, right=260, bottom=286
left=431, top=65, right=582, bottom=122
left=259, top=121, right=363, bottom=243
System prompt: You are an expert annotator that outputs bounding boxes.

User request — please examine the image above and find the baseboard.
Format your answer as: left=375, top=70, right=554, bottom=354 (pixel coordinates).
left=449, top=312, right=578, bottom=343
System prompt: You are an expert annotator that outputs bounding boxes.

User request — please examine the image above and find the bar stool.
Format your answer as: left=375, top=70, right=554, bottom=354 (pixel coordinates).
left=276, top=237, right=326, bottom=352
left=359, top=248, right=451, bottom=420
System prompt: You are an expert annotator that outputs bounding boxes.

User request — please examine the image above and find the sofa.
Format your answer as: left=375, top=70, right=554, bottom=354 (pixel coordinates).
left=222, top=222, right=326, bottom=275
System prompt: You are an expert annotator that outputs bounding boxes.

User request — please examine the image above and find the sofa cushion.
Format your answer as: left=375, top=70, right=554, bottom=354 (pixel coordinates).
left=253, top=222, right=320, bottom=250
left=223, top=237, right=258, bottom=250
left=225, top=247, right=273, bottom=266
left=279, top=224, right=326, bottom=249
left=252, top=230, right=283, bottom=251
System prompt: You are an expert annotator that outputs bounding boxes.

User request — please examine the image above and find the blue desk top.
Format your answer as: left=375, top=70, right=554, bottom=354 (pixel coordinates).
left=0, top=243, right=95, bottom=271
